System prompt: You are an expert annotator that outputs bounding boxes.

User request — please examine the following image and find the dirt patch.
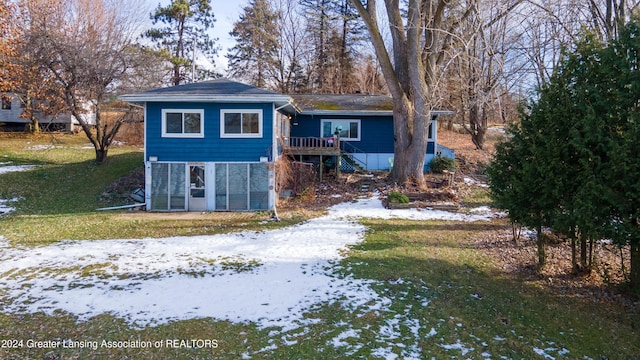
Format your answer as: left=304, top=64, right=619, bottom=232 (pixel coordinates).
left=438, top=128, right=500, bottom=175
left=475, top=227, right=639, bottom=312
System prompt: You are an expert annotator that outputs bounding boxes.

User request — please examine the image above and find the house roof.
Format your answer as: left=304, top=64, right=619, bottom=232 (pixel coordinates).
left=118, top=79, right=293, bottom=109
left=290, top=94, right=452, bottom=117
left=118, top=79, right=452, bottom=117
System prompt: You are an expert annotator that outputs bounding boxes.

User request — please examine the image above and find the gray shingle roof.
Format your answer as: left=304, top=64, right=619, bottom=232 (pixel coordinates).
left=119, top=78, right=291, bottom=105
left=136, top=78, right=281, bottom=96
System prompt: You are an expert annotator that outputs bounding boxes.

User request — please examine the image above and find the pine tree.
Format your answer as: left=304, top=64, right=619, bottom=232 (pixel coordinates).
left=145, top=0, right=218, bottom=86
left=227, top=0, right=280, bottom=89
left=299, top=0, right=363, bottom=93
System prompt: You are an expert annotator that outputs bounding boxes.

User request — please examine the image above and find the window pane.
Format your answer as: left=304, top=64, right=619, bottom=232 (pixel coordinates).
left=243, top=113, right=259, bottom=134
left=166, top=113, right=183, bottom=133
left=215, top=164, right=227, bottom=210
left=1, top=97, right=11, bottom=110
left=184, top=113, right=201, bottom=133
left=169, top=163, right=186, bottom=210
left=224, top=113, right=242, bottom=134
left=228, top=164, right=248, bottom=210
left=151, top=163, right=169, bottom=210
left=350, top=121, right=359, bottom=139
left=190, top=165, right=205, bottom=198
left=250, top=163, right=269, bottom=210
left=322, top=121, right=332, bottom=137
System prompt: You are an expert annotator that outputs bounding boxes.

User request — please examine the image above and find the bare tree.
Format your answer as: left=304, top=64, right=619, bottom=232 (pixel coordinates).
left=21, top=0, right=144, bottom=163
left=350, top=0, right=487, bottom=183
left=272, top=0, right=312, bottom=93
left=459, top=0, right=524, bottom=149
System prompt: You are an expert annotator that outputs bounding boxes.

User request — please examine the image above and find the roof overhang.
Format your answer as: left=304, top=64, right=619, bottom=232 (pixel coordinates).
left=118, top=94, right=293, bottom=108
left=298, top=109, right=454, bottom=117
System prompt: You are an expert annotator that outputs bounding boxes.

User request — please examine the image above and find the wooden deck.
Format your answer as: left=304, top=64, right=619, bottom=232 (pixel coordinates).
left=284, top=136, right=341, bottom=156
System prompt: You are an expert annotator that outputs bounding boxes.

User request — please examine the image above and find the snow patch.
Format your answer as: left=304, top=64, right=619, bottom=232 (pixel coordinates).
left=0, top=197, right=21, bottom=216
left=0, top=164, right=37, bottom=174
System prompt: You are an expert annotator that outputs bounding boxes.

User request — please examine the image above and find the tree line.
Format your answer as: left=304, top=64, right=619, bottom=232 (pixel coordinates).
left=1, top=0, right=639, bottom=177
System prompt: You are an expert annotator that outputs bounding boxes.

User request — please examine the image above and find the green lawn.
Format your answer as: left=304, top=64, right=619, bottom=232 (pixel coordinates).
left=0, top=134, right=638, bottom=359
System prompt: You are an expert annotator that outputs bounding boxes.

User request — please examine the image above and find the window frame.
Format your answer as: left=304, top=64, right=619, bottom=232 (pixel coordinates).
left=1, top=96, right=12, bottom=110
left=320, top=119, right=361, bottom=141
left=220, top=109, right=263, bottom=138
left=161, top=109, right=205, bottom=138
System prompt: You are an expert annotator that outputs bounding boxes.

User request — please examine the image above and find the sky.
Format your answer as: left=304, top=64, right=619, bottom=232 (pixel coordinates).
left=142, top=0, right=246, bottom=73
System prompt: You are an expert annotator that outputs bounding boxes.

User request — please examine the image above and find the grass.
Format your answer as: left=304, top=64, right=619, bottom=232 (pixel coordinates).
left=0, top=134, right=638, bottom=359
left=0, top=133, right=312, bottom=245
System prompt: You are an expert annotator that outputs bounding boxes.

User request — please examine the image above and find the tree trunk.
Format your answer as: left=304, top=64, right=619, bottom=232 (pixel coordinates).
left=537, top=224, right=546, bottom=267
left=95, top=148, right=108, bottom=164
left=388, top=96, right=429, bottom=184
left=571, top=234, right=578, bottom=274
left=580, top=236, right=588, bottom=270
left=29, top=116, right=41, bottom=133
left=631, top=242, right=640, bottom=289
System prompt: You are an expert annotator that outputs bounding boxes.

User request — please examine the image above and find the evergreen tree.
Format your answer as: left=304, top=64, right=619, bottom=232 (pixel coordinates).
left=227, top=0, right=280, bottom=89
left=145, top=0, right=218, bottom=86
left=488, top=18, right=640, bottom=288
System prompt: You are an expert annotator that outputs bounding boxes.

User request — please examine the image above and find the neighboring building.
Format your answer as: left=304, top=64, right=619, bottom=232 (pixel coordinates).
left=119, top=79, right=454, bottom=212
left=0, top=92, right=95, bottom=132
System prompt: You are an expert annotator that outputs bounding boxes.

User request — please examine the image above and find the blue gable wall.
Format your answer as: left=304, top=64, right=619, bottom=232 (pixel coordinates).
left=291, top=114, right=435, bottom=154
left=146, top=102, right=274, bottom=162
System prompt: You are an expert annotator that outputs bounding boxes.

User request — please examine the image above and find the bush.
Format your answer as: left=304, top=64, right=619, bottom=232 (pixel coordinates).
left=388, top=191, right=409, bottom=204
left=429, top=155, right=456, bottom=174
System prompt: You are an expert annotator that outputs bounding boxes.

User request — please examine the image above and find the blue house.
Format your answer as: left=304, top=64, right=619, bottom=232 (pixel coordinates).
left=120, top=79, right=295, bottom=212
left=287, top=94, right=454, bottom=172
left=120, top=79, right=453, bottom=212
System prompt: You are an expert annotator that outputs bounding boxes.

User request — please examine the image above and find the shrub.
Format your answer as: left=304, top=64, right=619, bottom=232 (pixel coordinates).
left=429, top=155, right=456, bottom=174
left=388, top=191, right=409, bottom=204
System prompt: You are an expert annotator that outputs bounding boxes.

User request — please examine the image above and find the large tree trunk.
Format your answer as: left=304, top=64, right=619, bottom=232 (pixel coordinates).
left=95, top=148, right=108, bottom=164
left=389, top=96, right=430, bottom=183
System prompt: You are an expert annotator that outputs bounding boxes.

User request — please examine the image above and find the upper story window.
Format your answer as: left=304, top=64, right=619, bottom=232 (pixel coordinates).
left=1, top=96, right=11, bottom=110
left=162, top=109, right=204, bottom=138
left=220, top=109, right=263, bottom=138
left=321, top=119, right=361, bottom=141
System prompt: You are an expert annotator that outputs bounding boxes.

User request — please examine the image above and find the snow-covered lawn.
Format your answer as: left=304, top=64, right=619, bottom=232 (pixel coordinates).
left=0, top=195, right=498, bottom=329
left=0, top=188, right=571, bottom=358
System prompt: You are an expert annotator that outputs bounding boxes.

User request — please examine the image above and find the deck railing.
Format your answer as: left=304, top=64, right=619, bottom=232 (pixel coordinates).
left=286, top=136, right=340, bottom=150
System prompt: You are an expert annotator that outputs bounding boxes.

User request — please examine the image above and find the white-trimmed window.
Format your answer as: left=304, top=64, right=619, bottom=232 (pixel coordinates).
left=162, top=109, right=204, bottom=138
left=321, top=119, right=361, bottom=141
left=221, top=109, right=263, bottom=138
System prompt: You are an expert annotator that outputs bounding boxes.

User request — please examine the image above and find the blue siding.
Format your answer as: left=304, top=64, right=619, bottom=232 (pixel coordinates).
left=146, top=102, right=274, bottom=162
left=291, top=114, right=436, bottom=155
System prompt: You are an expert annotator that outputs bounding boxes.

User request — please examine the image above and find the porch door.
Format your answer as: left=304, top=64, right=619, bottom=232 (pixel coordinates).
left=188, top=165, right=206, bottom=211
